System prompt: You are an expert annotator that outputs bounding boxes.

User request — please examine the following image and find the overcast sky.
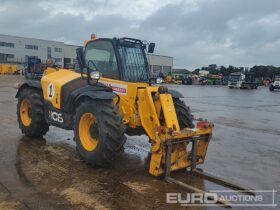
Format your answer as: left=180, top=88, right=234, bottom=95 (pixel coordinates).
left=0, top=0, right=279, bottom=69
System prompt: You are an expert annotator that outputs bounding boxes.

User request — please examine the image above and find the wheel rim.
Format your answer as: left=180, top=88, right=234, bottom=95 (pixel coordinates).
left=79, top=113, right=99, bottom=151
left=20, top=99, right=32, bottom=126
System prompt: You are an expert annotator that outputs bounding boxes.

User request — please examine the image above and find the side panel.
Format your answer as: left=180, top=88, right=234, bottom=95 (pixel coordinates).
left=99, top=77, right=150, bottom=126
left=137, top=87, right=160, bottom=140
left=159, top=94, right=180, bottom=132
left=41, top=69, right=81, bottom=109
left=60, top=79, right=113, bottom=112
left=44, top=101, right=73, bottom=130
left=42, top=68, right=117, bottom=113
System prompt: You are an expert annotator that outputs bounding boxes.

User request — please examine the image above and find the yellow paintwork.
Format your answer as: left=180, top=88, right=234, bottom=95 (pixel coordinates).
left=150, top=126, right=212, bottom=176
left=160, top=94, right=180, bottom=131
left=20, top=99, right=32, bottom=126
left=79, top=113, right=98, bottom=151
left=0, top=64, right=17, bottom=74
left=41, top=68, right=80, bottom=109
left=100, top=75, right=213, bottom=176
left=84, top=35, right=97, bottom=47
left=99, top=77, right=150, bottom=127
left=40, top=68, right=213, bottom=176
left=39, top=37, right=213, bottom=176
left=164, top=75, right=182, bottom=84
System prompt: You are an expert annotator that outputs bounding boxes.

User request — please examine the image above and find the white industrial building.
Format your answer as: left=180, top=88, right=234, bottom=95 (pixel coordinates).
left=63, top=44, right=80, bottom=68
left=0, top=34, right=80, bottom=68
left=147, top=54, right=173, bottom=76
left=0, top=34, right=173, bottom=73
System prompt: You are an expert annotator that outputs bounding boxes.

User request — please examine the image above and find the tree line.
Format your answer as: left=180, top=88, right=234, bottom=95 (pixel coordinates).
left=193, top=64, right=280, bottom=79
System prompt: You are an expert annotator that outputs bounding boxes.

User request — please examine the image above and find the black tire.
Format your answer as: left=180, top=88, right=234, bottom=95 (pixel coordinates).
left=269, top=85, right=274, bottom=91
left=174, top=98, right=194, bottom=129
left=17, top=88, right=49, bottom=138
left=126, top=126, right=145, bottom=136
left=74, top=99, right=126, bottom=167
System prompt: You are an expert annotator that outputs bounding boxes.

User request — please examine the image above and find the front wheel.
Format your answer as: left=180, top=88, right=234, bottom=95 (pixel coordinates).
left=269, top=85, right=274, bottom=91
left=17, top=88, right=49, bottom=137
left=174, top=98, right=194, bottom=129
left=74, top=99, right=126, bottom=167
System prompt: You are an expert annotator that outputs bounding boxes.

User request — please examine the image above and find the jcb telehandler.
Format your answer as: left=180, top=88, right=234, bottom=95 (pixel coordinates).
left=16, top=35, right=254, bottom=207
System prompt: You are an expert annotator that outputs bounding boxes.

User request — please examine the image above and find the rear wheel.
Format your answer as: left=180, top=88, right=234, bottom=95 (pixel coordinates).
left=74, top=99, right=126, bottom=166
left=269, top=85, right=274, bottom=91
left=17, top=88, right=49, bottom=137
left=174, top=98, right=194, bottom=129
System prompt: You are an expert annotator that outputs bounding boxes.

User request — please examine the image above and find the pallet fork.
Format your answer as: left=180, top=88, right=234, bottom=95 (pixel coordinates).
left=164, top=136, right=255, bottom=208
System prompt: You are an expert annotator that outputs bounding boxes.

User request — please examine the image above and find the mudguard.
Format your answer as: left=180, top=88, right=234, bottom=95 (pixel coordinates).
left=15, top=80, right=41, bottom=98
left=61, top=90, right=116, bottom=113
left=169, top=89, right=184, bottom=98
left=75, top=91, right=116, bottom=102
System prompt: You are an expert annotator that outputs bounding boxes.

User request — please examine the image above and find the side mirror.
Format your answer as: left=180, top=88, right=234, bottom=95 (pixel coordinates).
left=76, top=47, right=86, bottom=70
left=148, top=43, right=155, bottom=53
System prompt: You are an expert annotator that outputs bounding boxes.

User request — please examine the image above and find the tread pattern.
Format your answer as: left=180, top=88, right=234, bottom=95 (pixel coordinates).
left=173, top=98, right=194, bottom=129
left=17, top=88, right=49, bottom=138
left=74, top=99, right=126, bottom=167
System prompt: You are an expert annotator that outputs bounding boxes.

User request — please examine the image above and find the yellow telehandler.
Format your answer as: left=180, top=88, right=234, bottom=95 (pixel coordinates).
left=16, top=35, right=254, bottom=207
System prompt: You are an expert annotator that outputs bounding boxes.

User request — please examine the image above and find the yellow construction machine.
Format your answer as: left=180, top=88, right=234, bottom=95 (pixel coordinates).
left=16, top=35, right=254, bottom=207
left=0, top=63, right=18, bottom=74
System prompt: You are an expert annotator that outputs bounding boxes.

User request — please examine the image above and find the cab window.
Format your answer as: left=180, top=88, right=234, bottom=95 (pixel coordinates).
left=85, top=40, right=119, bottom=80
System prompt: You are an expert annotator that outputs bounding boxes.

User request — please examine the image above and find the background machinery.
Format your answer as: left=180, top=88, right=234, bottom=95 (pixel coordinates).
left=23, top=57, right=46, bottom=79
left=16, top=35, right=254, bottom=207
left=165, top=72, right=192, bottom=85
left=228, top=72, right=259, bottom=89
left=0, top=63, right=18, bottom=74
left=269, top=74, right=280, bottom=91
left=201, top=74, right=224, bottom=85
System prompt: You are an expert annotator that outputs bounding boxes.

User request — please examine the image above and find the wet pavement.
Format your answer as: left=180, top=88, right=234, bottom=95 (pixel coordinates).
left=0, top=75, right=279, bottom=210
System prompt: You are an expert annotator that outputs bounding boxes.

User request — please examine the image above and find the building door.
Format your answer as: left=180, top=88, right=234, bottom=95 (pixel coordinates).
left=47, top=47, right=52, bottom=58
left=64, top=58, right=71, bottom=68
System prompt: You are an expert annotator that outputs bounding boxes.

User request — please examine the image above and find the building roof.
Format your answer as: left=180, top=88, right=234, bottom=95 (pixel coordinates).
left=147, top=53, right=173, bottom=59
left=172, top=68, right=191, bottom=74
left=64, top=44, right=82, bottom=48
left=0, top=33, right=65, bottom=44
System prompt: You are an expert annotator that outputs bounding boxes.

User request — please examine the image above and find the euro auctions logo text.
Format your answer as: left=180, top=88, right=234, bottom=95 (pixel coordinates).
left=166, top=190, right=277, bottom=207
left=167, top=192, right=218, bottom=205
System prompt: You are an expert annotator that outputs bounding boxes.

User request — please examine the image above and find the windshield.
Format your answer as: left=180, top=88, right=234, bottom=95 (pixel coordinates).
left=274, top=75, right=280, bottom=81
left=229, top=75, right=241, bottom=81
left=85, top=40, right=119, bottom=80
left=118, top=43, right=149, bottom=82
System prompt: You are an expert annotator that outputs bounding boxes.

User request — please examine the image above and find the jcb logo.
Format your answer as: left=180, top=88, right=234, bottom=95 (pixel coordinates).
left=49, top=111, right=64, bottom=123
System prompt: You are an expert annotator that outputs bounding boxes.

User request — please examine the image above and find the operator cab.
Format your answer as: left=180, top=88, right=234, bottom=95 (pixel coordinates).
left=77, top=36, right=155, bottom=83
left=228, top=72, right=244, bottom=82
